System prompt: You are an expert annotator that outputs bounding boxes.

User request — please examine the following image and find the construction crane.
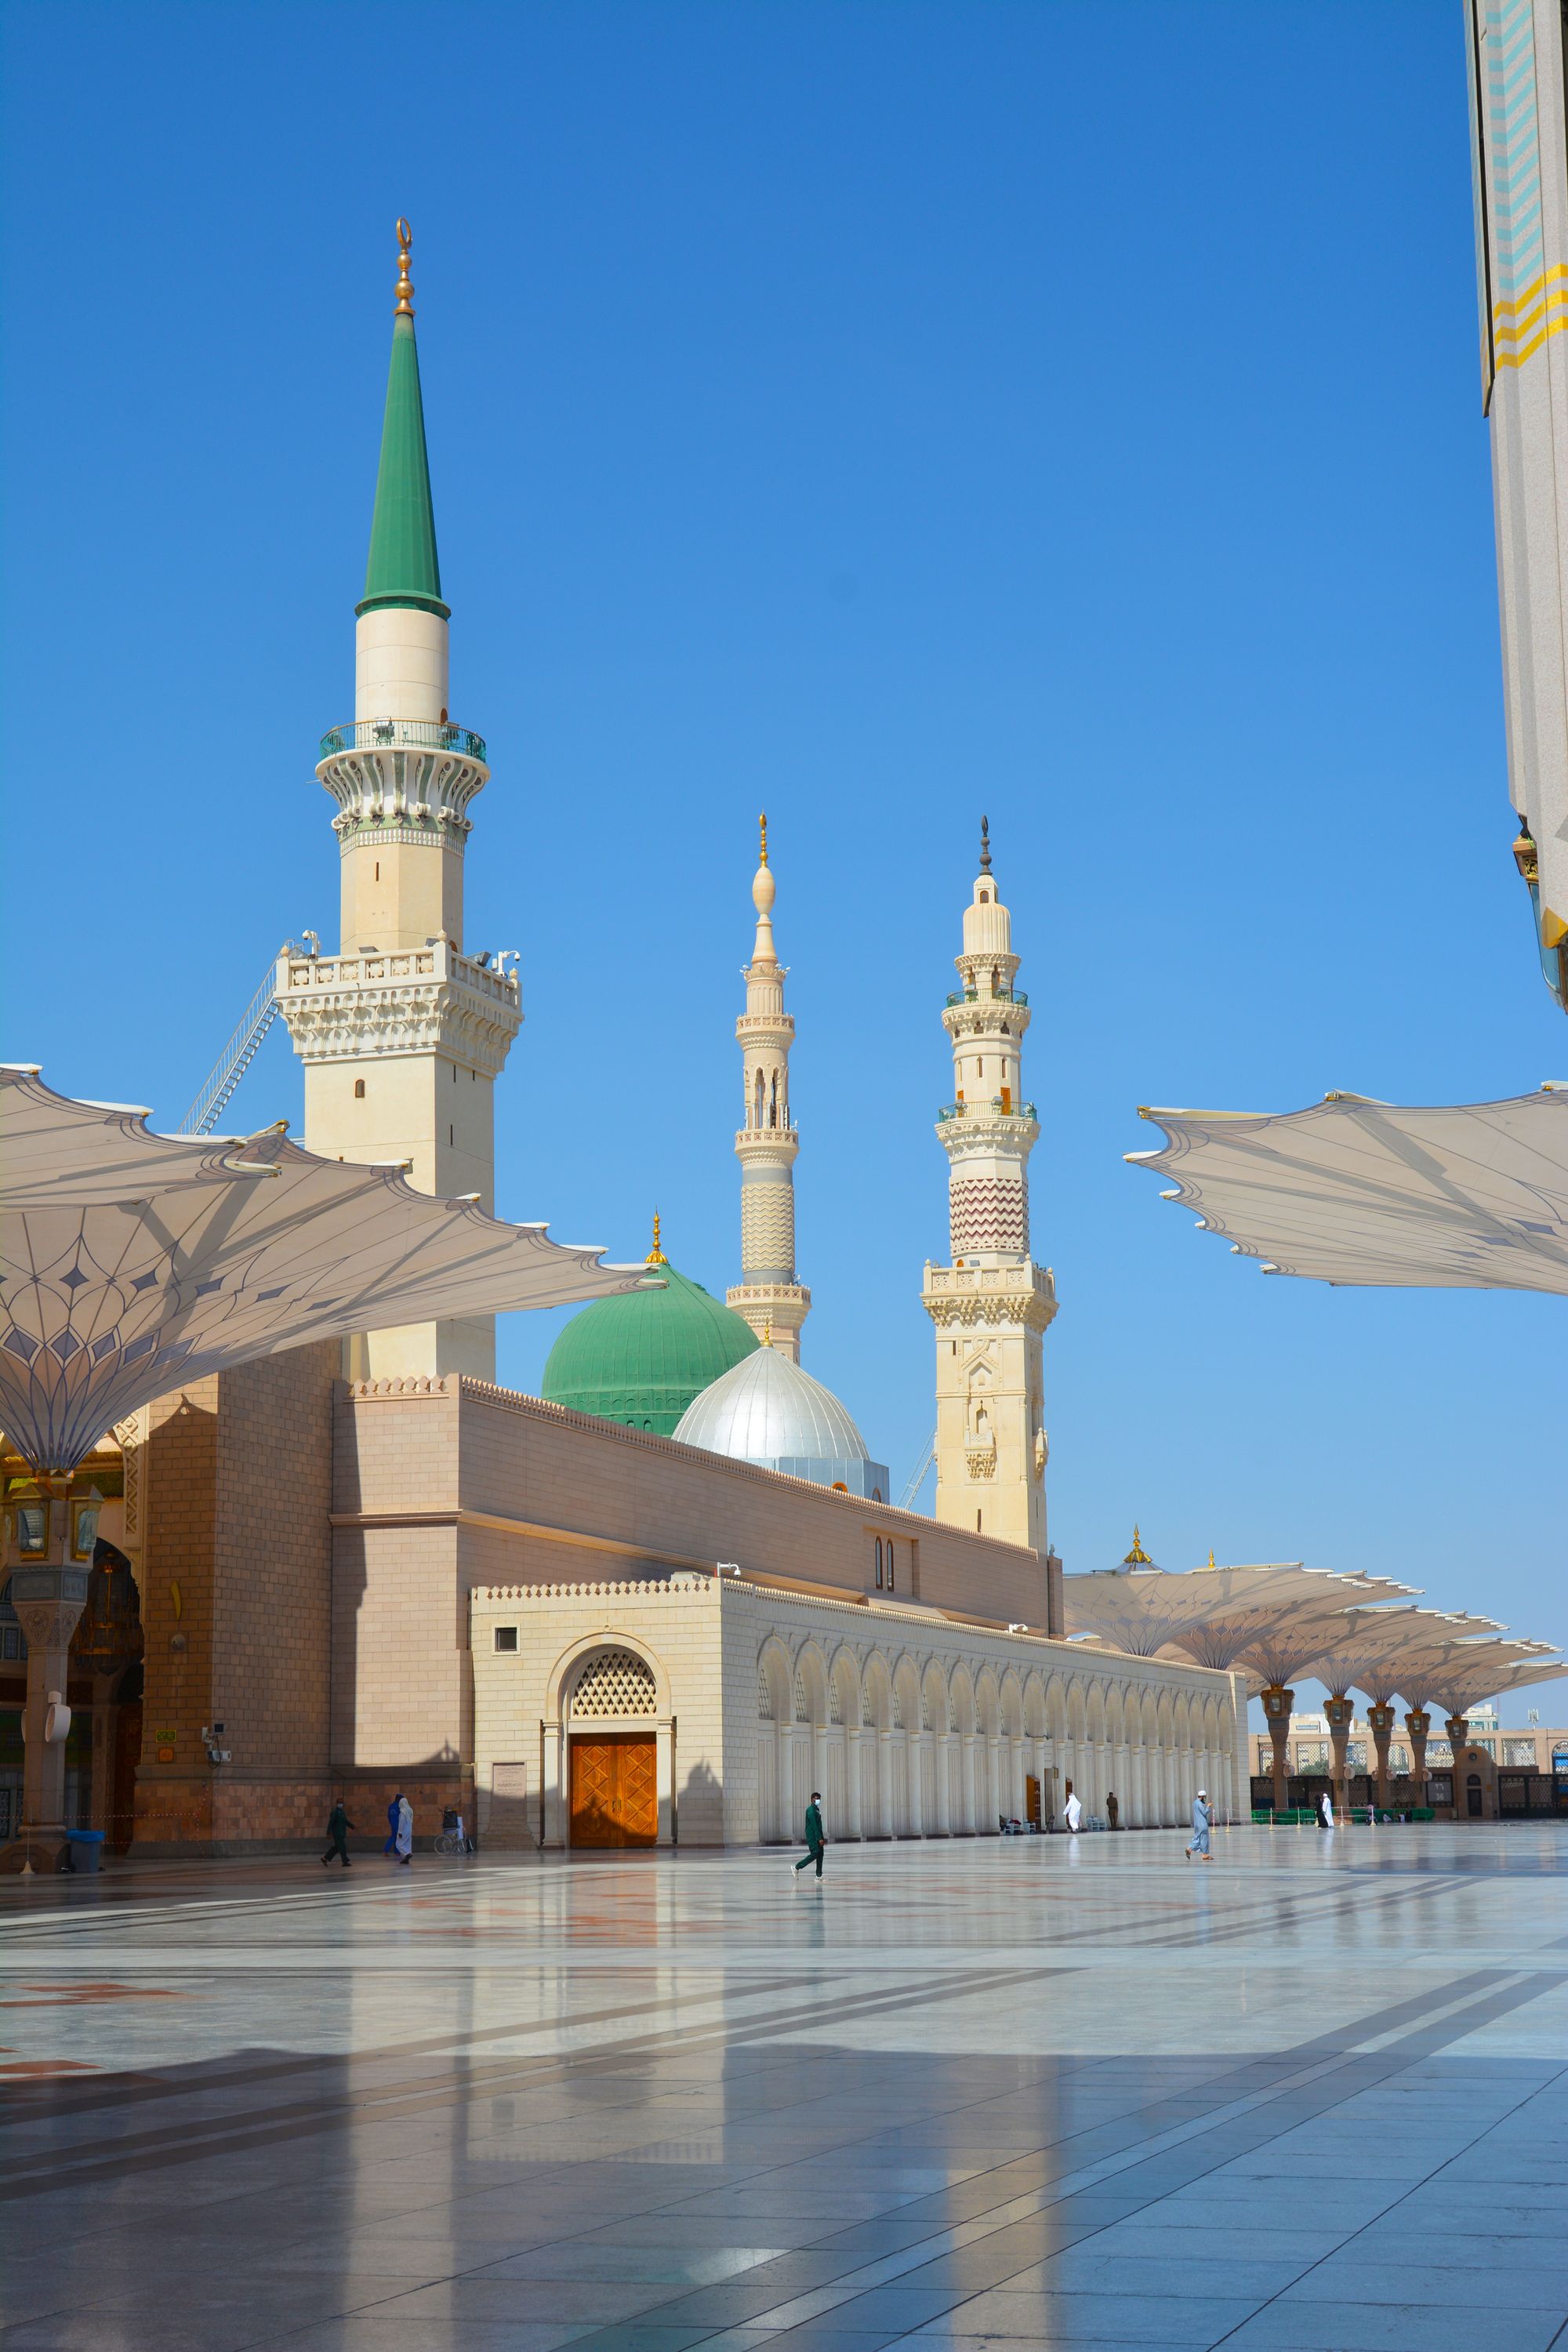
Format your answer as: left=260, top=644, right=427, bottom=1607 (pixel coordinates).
left=179, top=946, right=292, bottom=1134
left=898, top=1429, right=937, bottom=1512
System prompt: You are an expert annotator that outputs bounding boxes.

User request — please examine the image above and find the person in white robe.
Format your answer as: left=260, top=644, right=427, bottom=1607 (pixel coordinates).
left=1064, top=1789, right=1082, bottom=1832
left=394, top=1794, right=414, bottom=1866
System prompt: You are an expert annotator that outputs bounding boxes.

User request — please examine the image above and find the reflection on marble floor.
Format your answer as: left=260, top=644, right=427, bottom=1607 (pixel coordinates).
left=1, top=1824, right=1566, bottom=2350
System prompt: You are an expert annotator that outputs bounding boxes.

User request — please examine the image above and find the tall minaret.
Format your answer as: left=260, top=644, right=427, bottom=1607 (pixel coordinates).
left=921, top=820, right=1056, bottom=1551
left=278, top=222, right=522, bottom=1380
left=726, top=815, right=810, bottom=1359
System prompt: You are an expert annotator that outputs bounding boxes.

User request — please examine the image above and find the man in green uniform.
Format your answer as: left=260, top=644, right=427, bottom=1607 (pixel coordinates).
left=793, top=1791, right=826, bottom=1878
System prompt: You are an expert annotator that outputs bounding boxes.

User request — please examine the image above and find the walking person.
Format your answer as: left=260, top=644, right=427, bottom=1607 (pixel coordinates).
left=394, top=1792, right=414, bottom=1867
left=383, top=1793, right=402, bottom=1857
left=1319, top=1790, right=1334, bottom=1831
left=321, top=1798, right=354, bottom=1869
left=793, top=1791, right=826, bottom=1878
left=1064, top=1785, right=1082, bottom=1834
left=1184, top=1788, right=1214, bottom=1862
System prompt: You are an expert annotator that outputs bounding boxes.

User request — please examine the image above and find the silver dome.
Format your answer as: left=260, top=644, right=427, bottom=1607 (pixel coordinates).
left=673, top=1347, right=889, bottom=1500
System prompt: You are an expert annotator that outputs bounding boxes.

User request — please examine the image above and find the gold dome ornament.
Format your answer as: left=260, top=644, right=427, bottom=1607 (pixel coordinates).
left=394, top=218, right=415, bottom=317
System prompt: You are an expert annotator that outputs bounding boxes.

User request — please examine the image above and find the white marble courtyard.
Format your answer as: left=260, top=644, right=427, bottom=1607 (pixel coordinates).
left=1, top=1825, right=1566, bottom=2350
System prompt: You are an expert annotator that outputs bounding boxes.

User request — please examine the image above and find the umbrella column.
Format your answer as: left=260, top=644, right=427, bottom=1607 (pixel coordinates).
left=1324, top=1694, right=1356, bottom=1819
left=1260, top=1685, right=1294, bottom=1816
left=1404, top=1710, right=1430, bottom=1804
left=5, top=1476, right=90, bottom=1869
left=1367, top=1702, right=1396, bottom=1809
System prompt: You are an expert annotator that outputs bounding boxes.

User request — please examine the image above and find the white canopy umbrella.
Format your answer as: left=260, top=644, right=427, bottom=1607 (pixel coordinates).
left=1125, top=1087, right=1568, bottom=1292
left=0, top=1065, right=646, bottom=1475
left=0, top=1065, right=649, bottom=1863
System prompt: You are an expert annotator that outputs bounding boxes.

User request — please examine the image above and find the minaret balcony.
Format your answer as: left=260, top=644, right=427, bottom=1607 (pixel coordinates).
left=321, top=719, right=487, bottom=760
left=945, top=987, right=1027, bottom=1007
left=317, top=721, right=490, bottom=844
left=936, top=1101, right=1038, bottom=1127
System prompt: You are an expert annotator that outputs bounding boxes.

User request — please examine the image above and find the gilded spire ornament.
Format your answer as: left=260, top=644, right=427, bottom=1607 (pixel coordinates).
left=394, top=218, right=415, bottom=316
left=758, top=811, right=768, bottom=867
left=646, top=1210, right=669, bottom=1268
left=1122, top=1525, right=1152, bottom=1566
left=979, top=814, right=992, bottom=873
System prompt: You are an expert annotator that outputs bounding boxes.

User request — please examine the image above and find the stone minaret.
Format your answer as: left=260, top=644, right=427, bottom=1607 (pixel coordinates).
left=726, top=815, right=810, bottom=1359
left=278, top=222, right=521, bottom=1380
left=921, top=820, right=1056, bottom=1550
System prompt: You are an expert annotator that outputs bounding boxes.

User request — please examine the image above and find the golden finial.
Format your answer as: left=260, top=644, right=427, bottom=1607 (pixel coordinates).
left=762, top=1312, right=773, bottom=1348
left=394, top=219, right=415, bottom=317
left=645, top=1210, right=668, bottom=1267
left=758, top=811, right=769, bottom=868
left=1206, top=1546, right=1216, bottom=1570
left=1122, top=1525, right=1152, bottom=1566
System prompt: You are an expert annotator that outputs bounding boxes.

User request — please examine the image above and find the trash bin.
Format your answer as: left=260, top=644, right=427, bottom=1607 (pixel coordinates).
left=64, top=1831, right=104, bottom=1875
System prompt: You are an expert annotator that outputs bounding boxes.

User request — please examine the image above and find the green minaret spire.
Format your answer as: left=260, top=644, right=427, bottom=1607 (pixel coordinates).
left=357, top=220, right=449, bottom=619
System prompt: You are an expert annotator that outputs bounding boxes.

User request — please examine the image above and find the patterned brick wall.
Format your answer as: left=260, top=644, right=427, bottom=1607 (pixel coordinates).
left=949, top=1174, right=1028, bottom=1256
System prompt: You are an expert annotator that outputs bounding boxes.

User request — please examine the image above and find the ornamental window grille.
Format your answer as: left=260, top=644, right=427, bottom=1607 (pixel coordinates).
left=828, top=1679, right=843, bottom=1725
left=1504, top=1739, right=1537, bottom=1767
left=757, top=1668, right=774, bottom=1721
left=920, top=1686, right=932, bottom=1731
left=794, top=1670, right=810, bottom=1722
left=950, top=1699, right=960, bottom=1731
left=570, top=1650, right=656, bottom=1719
left=891, top=1688, right=905, bottom=1730
left=862, top=1688, right=877, bottom=1727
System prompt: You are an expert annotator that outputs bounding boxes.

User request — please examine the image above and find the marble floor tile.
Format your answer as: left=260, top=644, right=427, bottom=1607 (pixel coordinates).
left=2, top=1827, right=1566, bottom=2352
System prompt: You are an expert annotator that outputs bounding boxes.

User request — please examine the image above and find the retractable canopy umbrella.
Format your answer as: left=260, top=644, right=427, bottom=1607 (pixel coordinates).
left=1126, top=1088, right=1568, bottom=1293
left=0, top=1065, right=648, bottom=1475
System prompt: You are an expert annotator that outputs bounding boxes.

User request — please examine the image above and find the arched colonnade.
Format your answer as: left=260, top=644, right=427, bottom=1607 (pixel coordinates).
left=755, top=1636, right=1234, bottom=1843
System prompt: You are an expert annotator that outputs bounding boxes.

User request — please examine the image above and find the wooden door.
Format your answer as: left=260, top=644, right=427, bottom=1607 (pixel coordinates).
left=569, top=1734, right=657, bottom=1847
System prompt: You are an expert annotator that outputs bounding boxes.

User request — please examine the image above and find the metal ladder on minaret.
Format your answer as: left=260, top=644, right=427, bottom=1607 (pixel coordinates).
left=179, top=948, right=290, bottom=1134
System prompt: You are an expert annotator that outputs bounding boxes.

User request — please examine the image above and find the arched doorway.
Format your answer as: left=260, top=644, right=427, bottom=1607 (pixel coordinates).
left=565, top=1648, right=659, bottom=1847
left=1466, top=1772, right=1483, bottom=1819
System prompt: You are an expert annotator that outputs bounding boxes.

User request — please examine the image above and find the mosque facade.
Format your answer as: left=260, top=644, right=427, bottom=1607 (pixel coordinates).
left=0, top=234, right=1242, bottom=1854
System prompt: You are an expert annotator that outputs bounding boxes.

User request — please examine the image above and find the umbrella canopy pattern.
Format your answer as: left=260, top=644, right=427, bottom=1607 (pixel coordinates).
left=1062, top=1562, right=1414, bottom=1665
left=1418, top=1650, right=1566, bottom=1722
left=0, top=1066, right=647, bottom=1475
left=1062, top=1551, right=1560, bottom=1719
left=1305, top=1610, right=1507, bottom=1708
left=1125, top=1089, right=1568, bottom=1292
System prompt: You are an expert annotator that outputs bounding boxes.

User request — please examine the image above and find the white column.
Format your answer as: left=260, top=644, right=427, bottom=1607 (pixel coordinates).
left=655, top=1722, right=674, bottom=1846
left=845, top=1727, right=863, bottom=1839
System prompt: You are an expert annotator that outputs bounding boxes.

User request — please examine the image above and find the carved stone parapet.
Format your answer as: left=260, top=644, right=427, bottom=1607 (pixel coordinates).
left=921, top=1261, right=1058, bottom=1334
left=735, top=1127, right=800, bottom=1164
left=964, top=1446, right=997, bottom=1481
left=935, top=1109, right=1040, bottom=1157
left=276, top=941, right=521, bottom=1076
left=942, top=1001, right=1033, bottom=1041
left=735, top=1011, right=795, bottom=1045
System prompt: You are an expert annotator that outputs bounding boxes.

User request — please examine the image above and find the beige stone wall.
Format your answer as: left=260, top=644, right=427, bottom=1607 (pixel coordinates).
left=338, top=1373, right=1050, bottom=1621
left=133, top=1343, right=339, bottom=1853
left=470, top=1576, right=1241, bottom=1850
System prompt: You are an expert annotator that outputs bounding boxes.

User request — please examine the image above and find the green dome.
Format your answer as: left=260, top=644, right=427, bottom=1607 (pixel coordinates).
left=540, top=1258, right=758, bottom=1435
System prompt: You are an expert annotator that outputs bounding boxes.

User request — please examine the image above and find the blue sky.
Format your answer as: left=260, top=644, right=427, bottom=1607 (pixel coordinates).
left=2, top=2, right=1562, bottom=1722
